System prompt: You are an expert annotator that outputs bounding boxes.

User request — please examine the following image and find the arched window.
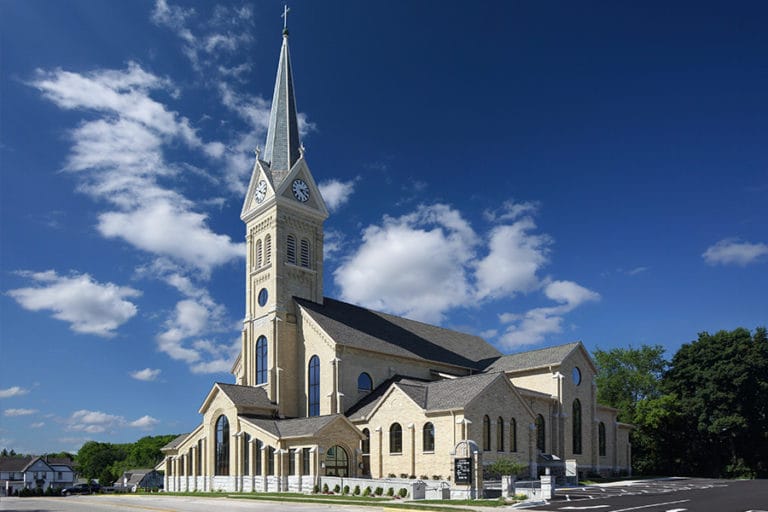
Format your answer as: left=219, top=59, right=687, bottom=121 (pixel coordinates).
left=361, top=428, right=370, bottom=454
left=300, top=239, right=310, bottom=268
left=536, top=414, right=546, bottom=453
left=197, top=439, right=203, bottom=475
left=497, top=416, right=504, bottom=451
left=287, top=235, right=297, bottom=264
left=357, top=372, right=373, bottom=392
left=242, top=433, right=251, bottom=475
left=482, top=415, right=491, bottom=451
left=324, top=445, right=349, bottom=477
left=573, top=399, right=582, bottom=455
left=599, top=422, right=606, bottom=456
left=267, top=446, right=275, bottom=475
left=256, top=336, right=268, bottom=385
left=423, top=422, right=435, bottom=452
left=255, top=239, right=263, bottom=268
left=254, top=439, right=263, bottom=476
left=389, top=423, right=402, bottom=454
left=264, top=234, right=272, bottom=265
left=215, top=415, right=229, bottom=475
left=308, top=355, right=320, bottom=416
left=509, top=418, right=517, bottom=452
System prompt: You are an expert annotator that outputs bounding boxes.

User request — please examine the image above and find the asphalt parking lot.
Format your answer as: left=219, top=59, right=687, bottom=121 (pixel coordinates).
left=526, top=477, right=768, bottom=512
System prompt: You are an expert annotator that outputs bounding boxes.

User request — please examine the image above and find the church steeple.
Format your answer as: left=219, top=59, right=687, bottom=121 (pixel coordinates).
left=262, top=10, right=301, bottom=187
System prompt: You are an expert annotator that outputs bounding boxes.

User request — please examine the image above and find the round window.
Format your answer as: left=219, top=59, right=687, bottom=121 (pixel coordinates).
left=572, top=367, right=582, bottom=385
left=258, top=288, right=268, bottom=307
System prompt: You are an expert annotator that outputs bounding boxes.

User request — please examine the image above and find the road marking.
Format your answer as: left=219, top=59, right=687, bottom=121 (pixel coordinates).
left=666, top=509, right=687, bottom=512
left=559, top=506, right=610, bottom=510
left=611, top=499, right=690, bottom=512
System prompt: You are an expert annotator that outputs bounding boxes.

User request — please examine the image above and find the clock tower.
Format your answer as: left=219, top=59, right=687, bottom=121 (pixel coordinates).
left=236, top=23, right=328, bottom=418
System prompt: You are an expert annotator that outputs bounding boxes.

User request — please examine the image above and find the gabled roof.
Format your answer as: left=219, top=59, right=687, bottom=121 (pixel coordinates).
left=240, top=414, right=357, bottom=440
left=296, top=297, right=501, bottom=370
left=347, top=372, right=508, bottom=421
left=161, top=433, right=189, bottom=452
left=483, top=341, right=584, bottom=373
left=199, top=382, right=277, bottom=414
left=0, top=456, right=32, bottom=472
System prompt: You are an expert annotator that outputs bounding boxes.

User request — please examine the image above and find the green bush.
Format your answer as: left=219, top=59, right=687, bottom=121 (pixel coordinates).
left=374, top=486, right=383, bottom=496
left=387, top=487, right=394, bottom=497
left=322, top=483, right=329, bottom=493
left=398, top=488, right=408, bottom=498
left=486, top=457, right=526, bottom=478
left=363, top=486, right=371, bottom=496
left=343, top=485, right=350, bottom=494
left=353, top=485, right=360, bottom=495
left=313, top=484, right=320, bottom=494
left=333, top=484, right=341, bottom=493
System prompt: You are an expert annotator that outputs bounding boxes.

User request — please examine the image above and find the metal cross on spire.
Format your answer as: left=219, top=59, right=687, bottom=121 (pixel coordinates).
left=282, top=5, right=290, bottom=31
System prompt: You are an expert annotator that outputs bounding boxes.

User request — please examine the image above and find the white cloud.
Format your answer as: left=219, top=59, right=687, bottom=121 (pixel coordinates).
left=323, top=229, right=344, bottom=261
left=335, top=200, right=599, bottom=347
left=497, top=280, right=600, bottom=349
left=129, top=415, right=160, bottom=430
left=475, top=217, right=551, bottom=300
left=31, top=65, right=243, bottom=274
left=7, top=270, right=140, bottom=337
left=703, top=238, right=768, bottom=266
left=319, top=179, right=356, bottom=212
left=130, top=368, right=161, bottom=382
left=66, top=409, right=156, bottom=433
left=30, top=422, right=45, bottom=429
left=335, top=204, right=477, bottom=324
left=97, top=200, right=242, bottom=273
left=0, top=387, right=29, bottom=399
left=68, top=410, right=125, bottom=433
left=4, top=409, right=38, bottom=417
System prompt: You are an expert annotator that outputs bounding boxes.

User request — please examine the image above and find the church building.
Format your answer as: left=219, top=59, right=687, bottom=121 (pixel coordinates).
left=162, top=19, right=632, bottom=494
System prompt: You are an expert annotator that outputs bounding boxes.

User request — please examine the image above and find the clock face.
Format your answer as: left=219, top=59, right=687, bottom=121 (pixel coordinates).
left=291, top=179, right=310, bottom=202
left=254, top=180, right=267, bottom=204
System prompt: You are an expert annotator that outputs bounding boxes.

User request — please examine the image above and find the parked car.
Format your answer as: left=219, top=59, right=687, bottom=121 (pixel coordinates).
left=61, top=483, right=98, bottom=496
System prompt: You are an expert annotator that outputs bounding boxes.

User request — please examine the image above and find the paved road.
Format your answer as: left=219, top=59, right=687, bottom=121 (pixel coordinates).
left=0, top=495, right=385, bottom=512
left=527, top=478, right=768, bottom=512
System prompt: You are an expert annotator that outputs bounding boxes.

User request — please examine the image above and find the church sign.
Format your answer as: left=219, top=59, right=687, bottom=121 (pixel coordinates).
left=454, top=457, right=472, bottom=484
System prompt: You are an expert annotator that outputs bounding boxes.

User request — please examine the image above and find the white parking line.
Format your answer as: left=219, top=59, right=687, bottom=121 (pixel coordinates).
left=611, top=499, right=690, bottom=512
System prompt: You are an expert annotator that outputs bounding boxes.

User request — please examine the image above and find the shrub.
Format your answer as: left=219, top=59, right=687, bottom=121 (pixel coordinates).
left=313, top=484, right=320, bottom=494
left=399, top=473, right=408, bottom=479
left=432, top=475, right=442, bottom=480
left=387, top=487, right=394, bottom=497
left=333, top=484, right=341, bottom=494
left=420, top=474, right=429, bottom=480
left=398, top=488, right=408, bottom=498
left=322, top=483, right=329, bottom=493
left=343, top=485, right=350, bottom=494
left=515, top=493, right=528, bottom=500
left=387, top=473, right=396, bottom=478
left=374, top=486, right=383, bottom=496
left=353, top=485, right=360, bottom=495
left=486, top=457, right=526, bottom=478
left=363, top=486, right=371, bottom=496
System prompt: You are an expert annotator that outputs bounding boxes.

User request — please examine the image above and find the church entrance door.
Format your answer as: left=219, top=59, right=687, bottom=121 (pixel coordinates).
left=324, top=445, right=349, bottom=477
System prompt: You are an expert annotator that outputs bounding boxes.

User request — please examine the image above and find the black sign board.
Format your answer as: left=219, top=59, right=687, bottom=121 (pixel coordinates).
left=454, top=457, right=472, bottom=484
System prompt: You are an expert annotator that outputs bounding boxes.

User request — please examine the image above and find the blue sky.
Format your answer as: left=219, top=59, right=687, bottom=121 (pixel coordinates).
left=1, top=0, right=766, bottom=454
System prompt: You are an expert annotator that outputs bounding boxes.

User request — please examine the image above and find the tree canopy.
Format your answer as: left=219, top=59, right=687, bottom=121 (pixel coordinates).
left=75, top=435, right=178, bottom=485
left=594, top=327, right=768, bottom=478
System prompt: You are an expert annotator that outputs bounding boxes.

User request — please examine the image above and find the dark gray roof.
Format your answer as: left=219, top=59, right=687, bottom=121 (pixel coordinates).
left=216, top=383, right=276, bottom=410
left=161, top=433, right=189, bottom=451
left=347, top=372, right=506, bottom=421
left=0, top=456, right=32, bottom=472
left=296, top=297, right=501, bottom=370
left=483, top=342, right=581, bottom=373
left=241, top=414, right=347, bottom=439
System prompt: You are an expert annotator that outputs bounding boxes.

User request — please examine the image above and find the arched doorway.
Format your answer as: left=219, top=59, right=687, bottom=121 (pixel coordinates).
left=324, top=445, right=349, bottom=477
